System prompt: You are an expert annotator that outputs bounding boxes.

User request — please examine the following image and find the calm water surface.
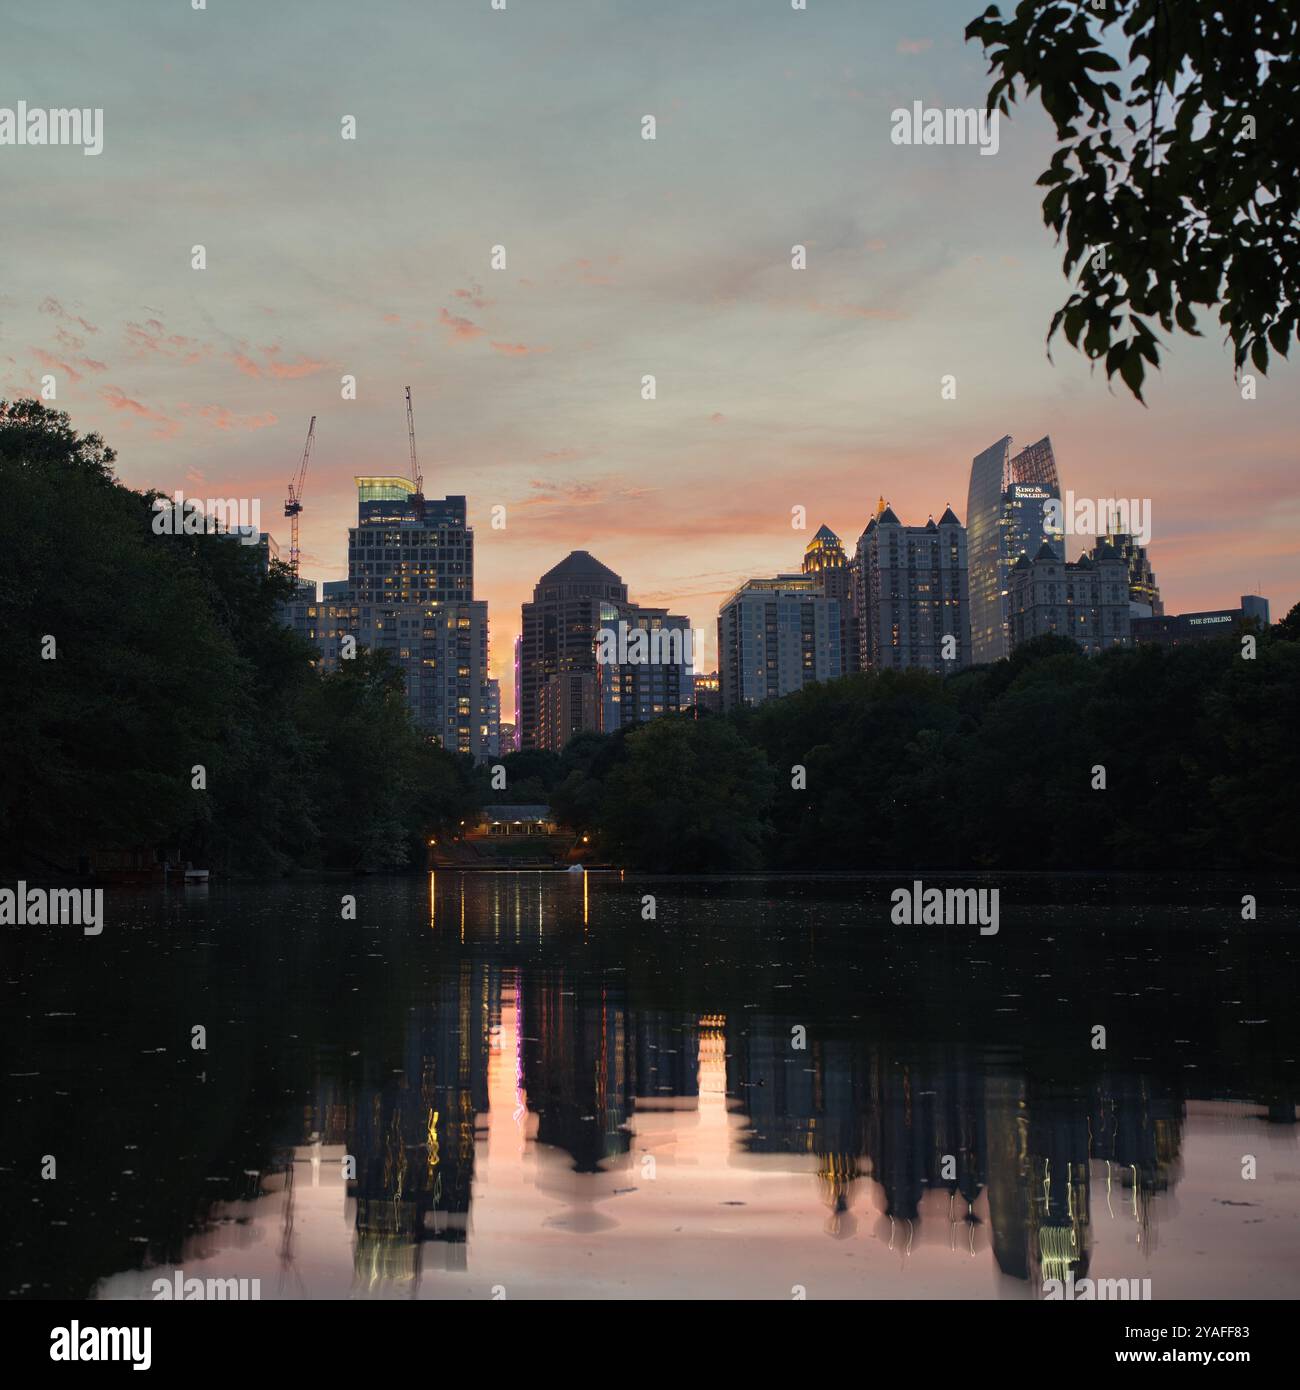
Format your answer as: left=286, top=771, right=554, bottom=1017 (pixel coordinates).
left=3, top=873, right=1298, bottom=1300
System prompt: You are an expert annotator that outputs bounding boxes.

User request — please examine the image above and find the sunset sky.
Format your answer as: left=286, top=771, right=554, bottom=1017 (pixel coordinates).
left=4, top=0, right=1296, bottom=720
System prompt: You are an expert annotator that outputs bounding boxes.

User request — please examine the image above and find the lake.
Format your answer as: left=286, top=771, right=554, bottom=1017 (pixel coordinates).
left=3, top=872, right=1297, bottom=1300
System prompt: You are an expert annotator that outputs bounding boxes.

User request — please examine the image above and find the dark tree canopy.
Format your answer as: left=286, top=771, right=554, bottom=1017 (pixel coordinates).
left=967, top=0, right=1300, bottom=399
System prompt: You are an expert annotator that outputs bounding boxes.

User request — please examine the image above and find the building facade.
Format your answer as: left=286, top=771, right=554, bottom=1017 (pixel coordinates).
left=347, top=478, right=473, bottom=604
left=802, top=524, right=860, bottom=675
left=519, top=551, right=628, bottom=750
left=966, top=435, right=1064, bottom=664
left=521, top=552, right=694, bottom=751
left=717, top=575, right=842, bottom=710
left=1132, top=595, right=1270, bottom=646
left=1099, top=531, right=1163, bottom=616
left=281, top=475, right=495, bottom=759
left=692, top=671, right=722, bottom=714
left=594, top=607, right=695, bottom=734
left=855, top=501, right=970, bottom=675
left=1007, top=542, right=1131, bottom=654
left=539, top=670, right=598, bottom=752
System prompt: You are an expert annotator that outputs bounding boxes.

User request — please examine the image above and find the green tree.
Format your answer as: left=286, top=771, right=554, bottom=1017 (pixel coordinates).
left=599, top=716, right=773, bottom=872
left=967, top=0, right=1300, bottom=399
left=0, top=401, right=244, bottom=870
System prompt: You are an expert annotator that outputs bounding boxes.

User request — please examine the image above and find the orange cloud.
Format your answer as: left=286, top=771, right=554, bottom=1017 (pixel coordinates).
left=99, top=386, right=179, bottom=439
left=32, top=348, right=82, bottom=383
left=490, top=341, right=549, bottom=356
left=261, top=346, right=327, bottom=379
left=40, top=297, right=98, bottom=333
left=189, top=404, right=278, bottom=432
left=228, top=345, right=326, bottom=379
left=439, top=308, right=484, bottom=342
left=452, top=283, right=493, bottom=310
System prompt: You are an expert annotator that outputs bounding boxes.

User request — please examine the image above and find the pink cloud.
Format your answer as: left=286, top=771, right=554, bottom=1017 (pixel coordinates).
left=32, top=348, right=82, bottom=383
left=439, top=308, right=484, bottom=342
left=40, top=297, right=98, bottom=333
left=260, top=346, right=327, bottom=379
left=490, top=341, right=549, bottom=356
left=185, top=404, right=278, bottom=432
left=125, top=318, right=209, bottom=365
left=898, top=38, right=932, bottom=54
left=228, top=345, right=326, bottom=379
left=452, top=283, right=493, bottom=310
left=99, top=385, right=170, bottom=428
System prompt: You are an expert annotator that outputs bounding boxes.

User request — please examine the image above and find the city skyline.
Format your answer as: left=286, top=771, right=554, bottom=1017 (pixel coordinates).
left=3, top=0, right=1294, bottom=725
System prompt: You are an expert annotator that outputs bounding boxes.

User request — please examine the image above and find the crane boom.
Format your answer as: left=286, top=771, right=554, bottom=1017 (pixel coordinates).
left=404, top=386, right=423, bottom=495
left=284, top=415, right=315, bottom=578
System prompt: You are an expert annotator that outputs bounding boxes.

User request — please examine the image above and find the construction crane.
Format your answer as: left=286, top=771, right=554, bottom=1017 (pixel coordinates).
left=404, top=386, right=423, bottom=496
left=284, top=415, right=315, bottom=578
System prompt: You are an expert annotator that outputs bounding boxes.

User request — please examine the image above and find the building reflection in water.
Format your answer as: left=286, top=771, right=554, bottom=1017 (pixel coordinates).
left=278, top=873, right=1260, bottom=1297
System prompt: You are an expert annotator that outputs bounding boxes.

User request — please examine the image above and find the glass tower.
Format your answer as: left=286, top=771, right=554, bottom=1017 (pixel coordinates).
left=965, top=435, right=1064, bottom=663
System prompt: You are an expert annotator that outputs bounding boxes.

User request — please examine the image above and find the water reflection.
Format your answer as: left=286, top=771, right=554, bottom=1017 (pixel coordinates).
left=3, top=872, right=1297, bottom=1299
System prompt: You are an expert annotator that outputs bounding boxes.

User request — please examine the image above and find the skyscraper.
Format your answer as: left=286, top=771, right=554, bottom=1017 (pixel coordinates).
left=519, top=551, right=628, bottom=750
left=348, top=477, right=473, bottom=604
left=855, top=500, right=970, bottom=674
left=966, top=435, right=1064, bottom=663
left=1098, top=531, right=1163, bottom=616
left=717, top=574, right=841, bottom=710
left=281, top=475, right=494, bottom=758
left=802, top=524, right=859, bottom=675
left=594, top=607, right=695, bottom=734
left=1007, top=542, right=1131, bottom=655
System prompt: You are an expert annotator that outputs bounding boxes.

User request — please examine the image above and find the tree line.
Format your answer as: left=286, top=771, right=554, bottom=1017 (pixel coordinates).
left=0, top=400, right=478, bottom=876
left=492, top=614, right=1300, bottom=874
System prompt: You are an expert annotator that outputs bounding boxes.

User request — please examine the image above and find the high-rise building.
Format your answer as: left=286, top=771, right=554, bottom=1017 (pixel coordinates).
left=1132, top=595, right=1270, bottom=646
left=594, top=607, right=695, bottom=733
left=717, top=575, right=842, bottom=710
left=519, top=551, right=628, bottom=750
left=854, top=500, right=970, bottom=674
left=281, top=475, right=495, bottom=759
left=802, top=524, right=859, bottom=675
left=512, top=635, right=522, bottom=745
left=692, top=671, right=722, bottom=714
left=283, top=593, right=492, bottom=757
left=539, top=670, right=598, bottom=752
left=1007, top=541, right=1131, bottom=654
left=481, top=678, right=501, bottom=760
left=966, top=435, right=1064, bottom=663
left=1099, top=532, right=1163, bottom=616
left=347, top=478, right=472, bottom=604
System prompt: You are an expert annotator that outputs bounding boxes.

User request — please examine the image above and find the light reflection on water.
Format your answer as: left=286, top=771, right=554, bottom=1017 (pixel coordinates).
left=3, top=872, right=1297, bottom=1300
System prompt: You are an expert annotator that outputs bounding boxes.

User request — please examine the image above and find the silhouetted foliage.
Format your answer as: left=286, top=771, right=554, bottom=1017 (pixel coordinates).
left=552, top=632, right=1299, bottom=872
left=0, top=401, right=476, bottom=875
left=967, top=0, right=1300, bottom=399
